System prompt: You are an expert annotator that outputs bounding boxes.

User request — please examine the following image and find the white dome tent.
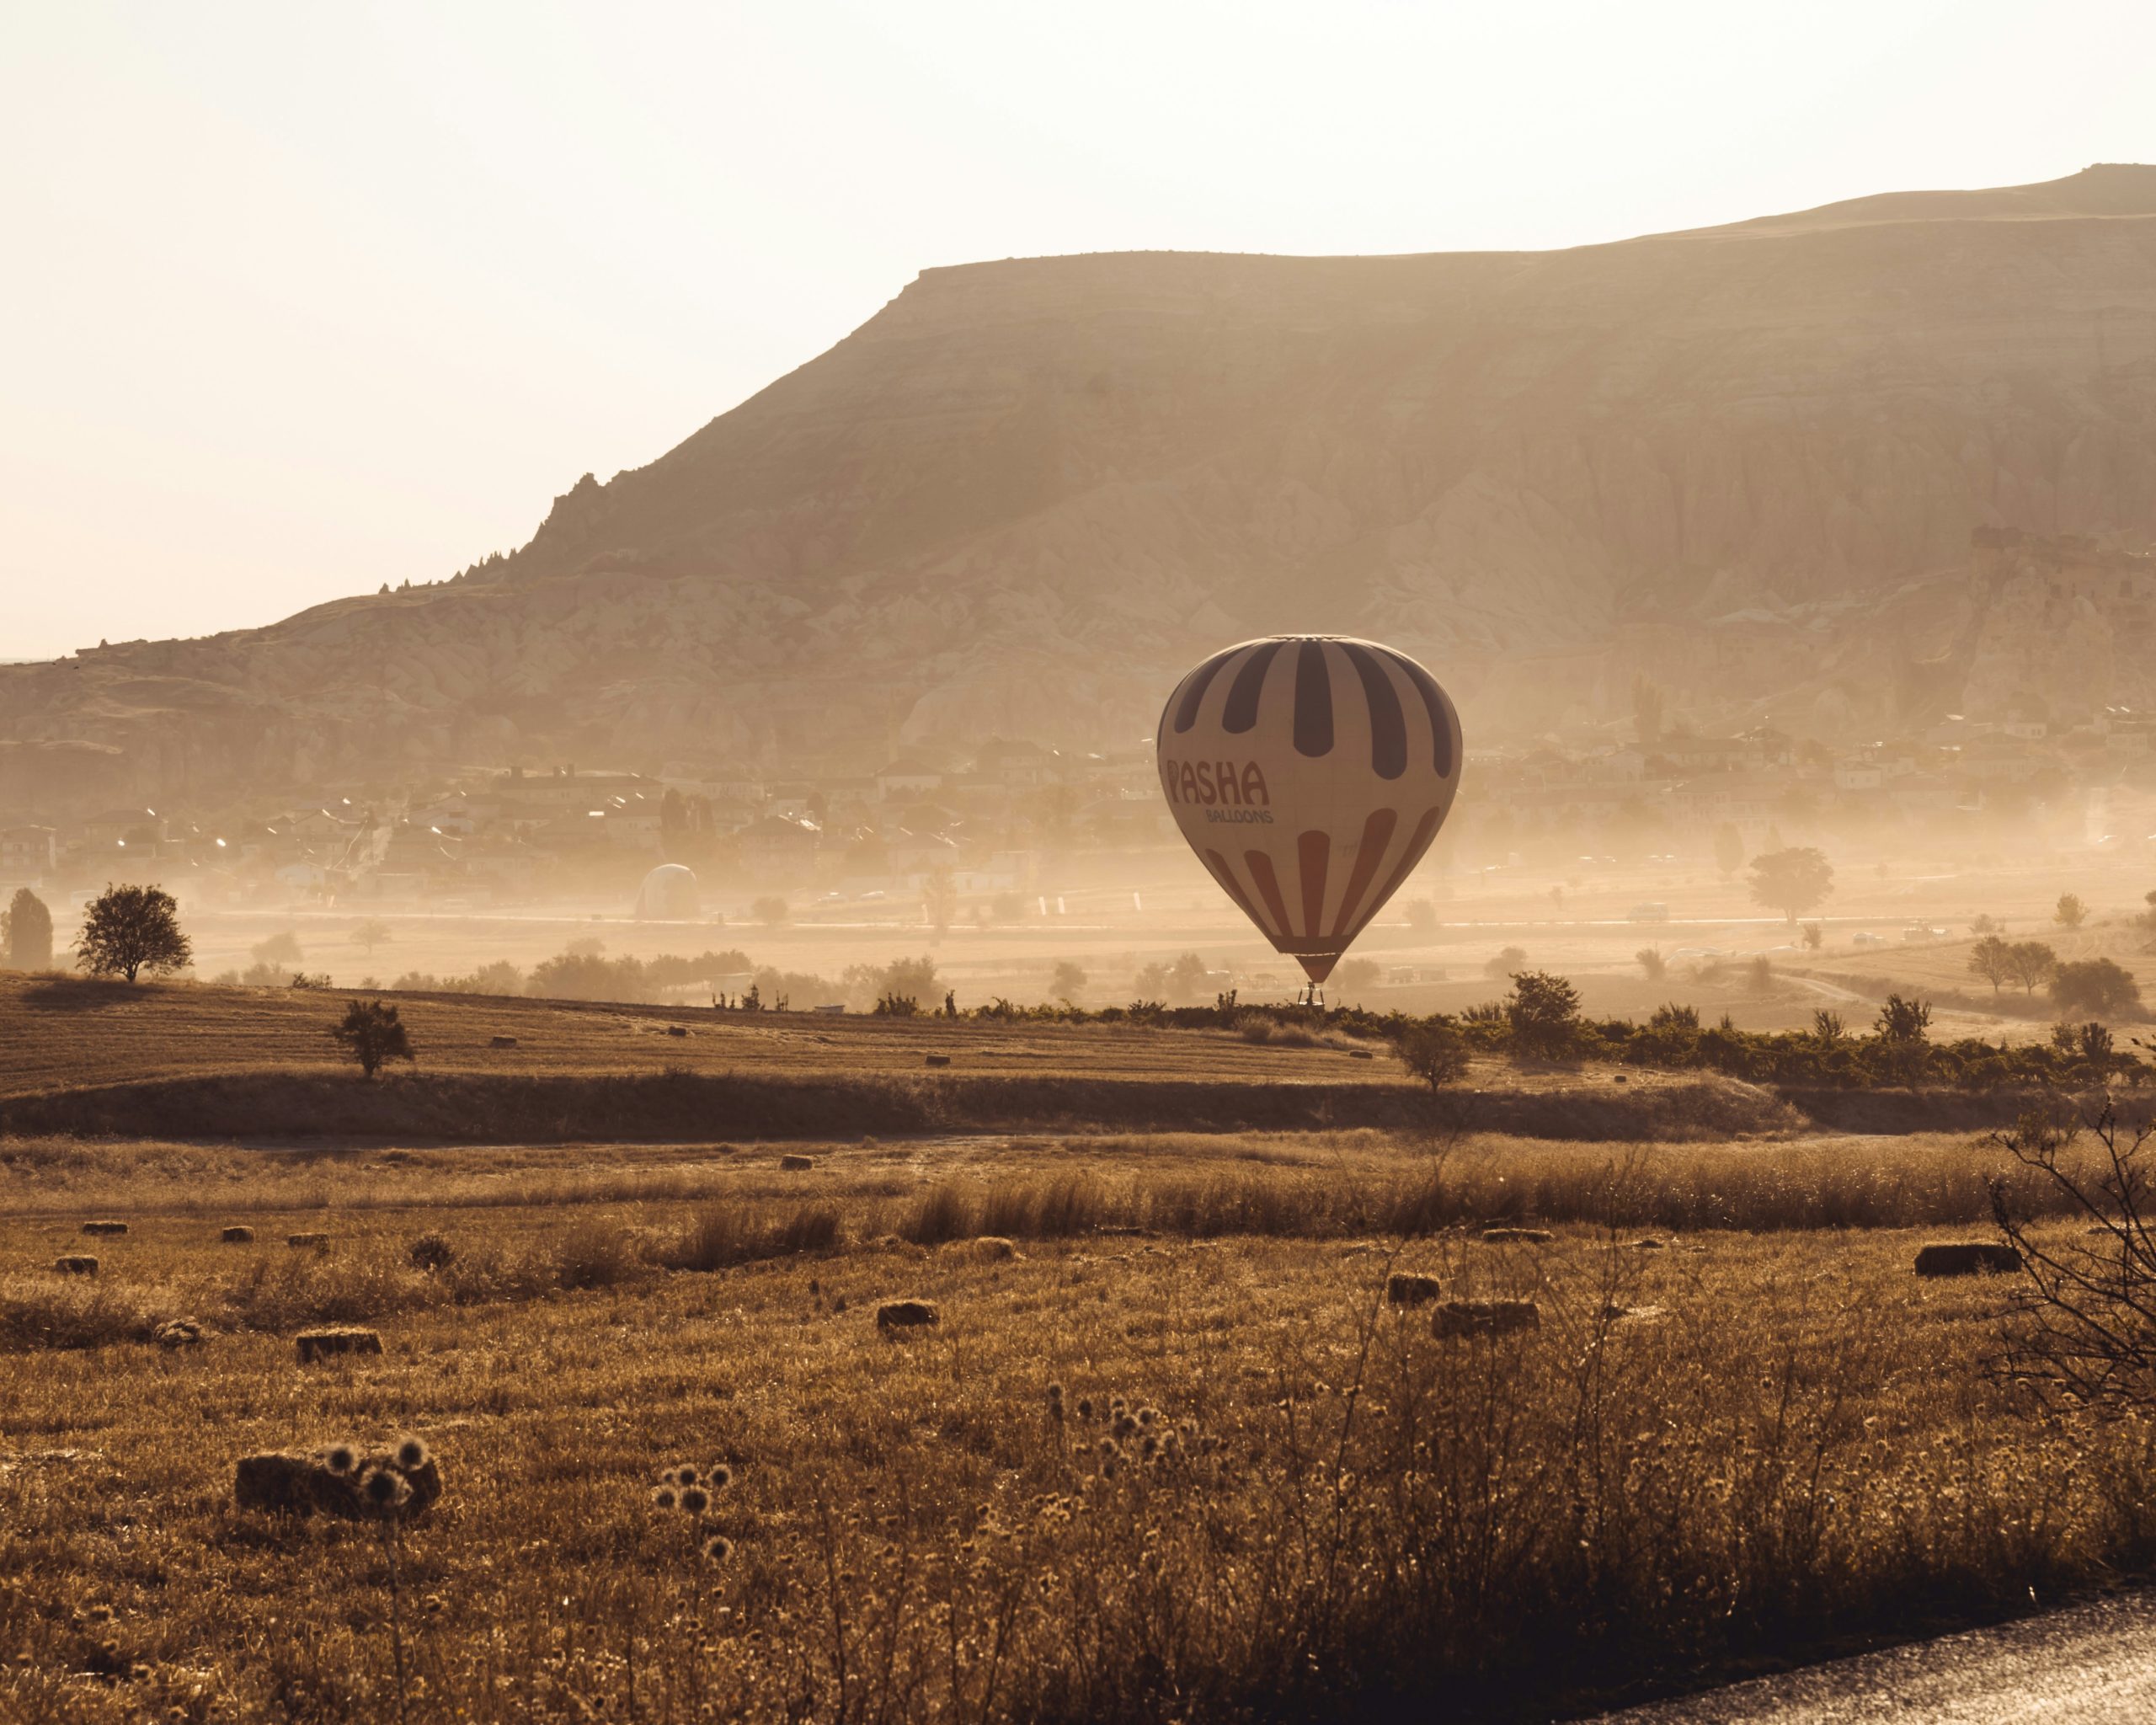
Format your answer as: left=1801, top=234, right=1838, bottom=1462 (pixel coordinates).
left=634, top=862, right=700, bottom=921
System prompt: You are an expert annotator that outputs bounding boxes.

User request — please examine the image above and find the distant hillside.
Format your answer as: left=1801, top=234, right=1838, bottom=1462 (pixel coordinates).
left=5, top=165, right=2156, bottom=816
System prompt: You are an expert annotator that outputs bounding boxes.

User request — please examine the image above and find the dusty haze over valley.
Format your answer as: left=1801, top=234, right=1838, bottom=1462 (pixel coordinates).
left=14, top=7, right=2156, bottom=1718
left=5, top=165, right=2154, bottom=816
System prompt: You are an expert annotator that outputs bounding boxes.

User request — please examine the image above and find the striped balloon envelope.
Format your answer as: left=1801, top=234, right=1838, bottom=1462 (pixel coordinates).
left=1156, top=636, right=1463, bottom=986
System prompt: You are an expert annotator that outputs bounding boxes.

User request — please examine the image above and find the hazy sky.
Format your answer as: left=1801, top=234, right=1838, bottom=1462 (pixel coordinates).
left=3, top=1, right=2150, bottom=660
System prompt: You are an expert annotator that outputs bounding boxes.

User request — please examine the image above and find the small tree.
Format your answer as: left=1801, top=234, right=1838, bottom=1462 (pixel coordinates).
left=1636, top=947, right=1666, bottom=982
left=752, top=896, right=787, bottom=929
left=1747, top=846, right=1833, bottom=924
left=2055, top=893, right=2089, bottom=931
left=1336, top=958, right=1380, bottom=995
left=330, top=999, right=415, bottom=1078
left=1396, top=1017, right=1471, bottom=1091
left=2006, top=940, right=2059, bottom=996
left=1712, top=823, right=1745, bottom=879
left=1874, top=994, right=1931, bottom=1044
left=1800, top=922, right=1823, bottom=952
left=1481, top=944, right=1527, bottom=980
left=1504, top=970, right=1582, bottom=1057
left=2051, top=958, right=2140, bottom=1019
left=1049, top=960, right=1087, bottom=1003
left=75, top=884, right=191, bottom=983
left=1812, top=1007, right=1845, bottom=1043
left=6, top=887, right=54, bottom=970
left=1167, top=952, right=1209, bottom=1007
left=1967, top=933, right=2014, bottom=995
left=352, top=919, right=393, bottom=958
left=252, top=930, right=303, bottom=967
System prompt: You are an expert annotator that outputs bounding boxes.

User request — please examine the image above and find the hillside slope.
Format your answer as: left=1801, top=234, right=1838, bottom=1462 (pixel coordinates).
left=6, top=165, right=2155, bottom=812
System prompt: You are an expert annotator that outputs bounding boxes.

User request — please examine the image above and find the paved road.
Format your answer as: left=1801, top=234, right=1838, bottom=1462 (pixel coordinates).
left=1591, top=1594, right=2156, bottom=1723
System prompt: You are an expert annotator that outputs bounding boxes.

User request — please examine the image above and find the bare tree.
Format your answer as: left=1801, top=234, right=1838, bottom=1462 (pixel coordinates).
left=1967, top=933, right=2014, bottom=994
left=1991, top=1104, right=2156, bottom=1413
left=352, top=919, right=393, bottom=958
left=2006, top=940, right=2058, bottom=996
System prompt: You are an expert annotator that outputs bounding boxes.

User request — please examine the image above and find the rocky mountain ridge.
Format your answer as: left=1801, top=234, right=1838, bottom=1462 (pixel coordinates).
left=4, top=165, right=2155, bottom=817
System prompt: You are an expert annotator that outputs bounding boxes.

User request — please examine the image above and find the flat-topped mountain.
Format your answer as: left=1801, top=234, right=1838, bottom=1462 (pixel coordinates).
left=6, top=165, right=2156, bottom=815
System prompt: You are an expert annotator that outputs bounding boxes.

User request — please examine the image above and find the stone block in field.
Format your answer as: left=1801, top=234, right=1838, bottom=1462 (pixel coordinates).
left=296, top=1326, right=383, bottom=1364
left=1385, top=1272, right=1444, bottom=1306
left=1913, top=1242, right=2020, bottom=1278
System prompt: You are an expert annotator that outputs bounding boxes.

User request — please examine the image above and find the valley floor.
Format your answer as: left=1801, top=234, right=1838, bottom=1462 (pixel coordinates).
left=4, top=1123, right=2154, bottom=1722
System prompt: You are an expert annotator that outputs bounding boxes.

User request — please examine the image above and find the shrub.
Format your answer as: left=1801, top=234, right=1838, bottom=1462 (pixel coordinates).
left=550, top=1218, right=641, bottom=1290
left=1395, top=1017, right=1471, bottom=1090
left=1875, top=995, right=1932, bottom=1044
left=2052, top=958, right=2140, bottom=1019
left=408, top=1234, right=455, bottom=1272
left=1504, top=971, right=1582, bottom=1057
left=330, top=1000, right=416, bottom=1079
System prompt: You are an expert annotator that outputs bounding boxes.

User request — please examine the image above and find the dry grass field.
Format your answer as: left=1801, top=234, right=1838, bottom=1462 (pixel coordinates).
left=0, top=975, right=1395, bottom=1097
left=0, top=975, right=1816, bottom=1146
left=6, top=1122, right=2156, bottom=1722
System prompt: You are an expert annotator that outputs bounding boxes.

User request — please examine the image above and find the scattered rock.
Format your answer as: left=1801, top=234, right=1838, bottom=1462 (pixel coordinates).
left=1603, top=1303, right=1667, bottom=1323
left=973, top=1236, right=1018, bottom=1261
left=286, top=1232, right=329, bottom=1250
left=1432, top=1299, right=1541, bottom=1338
left=488, top=1035, right=518, bottom=1048
left=155, top=1318, right=205, bottom=1349
left=296, top=1327, right=383, bottom=1364
left=1481, top=1226, right=1555, bottom=1244
left=666, top=1025, right=689, bottom=1038
left=1913, top=1242, right=2020, bottom=1278
left=780, top=1154, right=816, bottom=1172
left=81, top=1220, right=128, bottom=1237
left=1386, top=1271, right=1444, bottom=1306
left=53, top=1255, right=99, bottom=1276
left=924, top=1054, right=951, bottom=1068
left=1347, top=1049, right=1374, bottom=1060
left=220, top=1226, right=256, bottom=1244
left=876, top=1299, right=940, bottom=1331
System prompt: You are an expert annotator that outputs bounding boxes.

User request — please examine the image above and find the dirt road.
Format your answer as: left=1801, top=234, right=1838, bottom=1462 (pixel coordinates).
left=1591, top=1594, right=2156, bottom=1722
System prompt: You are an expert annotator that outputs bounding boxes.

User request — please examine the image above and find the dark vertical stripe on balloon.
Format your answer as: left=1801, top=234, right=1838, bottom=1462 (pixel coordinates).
left=1348, top=804, right=1444, bottom=944
left=1293, top=640, right=1333, bottom=757
left=1245, top=849, right=1293, bottom=939
left=1203, top=848, right=1261, bottom=929
left=1297, top=829, right=1330, bottom=937
left=1327, top=807, right=1398, bottom=938
left=1172, top=650, right=1232, bottom=735
left=1384, top=649, right=1455, bottom=777
left=1342, top=644, right=1406, bottom=779
left=1221, top=641, right=1285, bottom=734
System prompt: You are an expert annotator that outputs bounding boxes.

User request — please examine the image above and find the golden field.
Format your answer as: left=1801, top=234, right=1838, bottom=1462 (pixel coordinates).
left=4, top=1119, right=2153, bottom=1722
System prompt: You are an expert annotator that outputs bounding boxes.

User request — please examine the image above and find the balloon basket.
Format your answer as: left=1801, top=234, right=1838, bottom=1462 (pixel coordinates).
left=1296, top=983, right=1326, bottom=1011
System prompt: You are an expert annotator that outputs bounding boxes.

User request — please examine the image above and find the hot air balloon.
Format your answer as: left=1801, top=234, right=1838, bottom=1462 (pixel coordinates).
left=1156, top=636, right=1462, bottom=993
